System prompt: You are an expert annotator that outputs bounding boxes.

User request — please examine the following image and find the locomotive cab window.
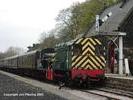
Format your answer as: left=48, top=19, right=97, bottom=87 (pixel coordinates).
left=73, top=44, right=82, bottom=55
left=95, top=45, right=104, bottom=56
left=41, top=59, right=49, bottom=68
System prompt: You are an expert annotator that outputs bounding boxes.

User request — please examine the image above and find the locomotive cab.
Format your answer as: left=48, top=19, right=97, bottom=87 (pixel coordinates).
left=52, top=44, right=71, bottom=82
left=71, top=37, right=106, bottom=82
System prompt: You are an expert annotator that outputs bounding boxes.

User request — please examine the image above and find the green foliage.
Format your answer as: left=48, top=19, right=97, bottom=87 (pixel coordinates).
left=56, top=0, right=119, bottom=42
left=35, top=0, right=120, bottom=50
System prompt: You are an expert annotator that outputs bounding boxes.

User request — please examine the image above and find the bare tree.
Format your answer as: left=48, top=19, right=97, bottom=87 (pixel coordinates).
left=39, top=30, right=59, bottom=49
left=0, top=47, right=25, bottom=58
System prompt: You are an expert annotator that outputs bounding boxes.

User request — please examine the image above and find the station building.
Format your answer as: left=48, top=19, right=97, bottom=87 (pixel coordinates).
left=87, top=0, right=133, bottom=75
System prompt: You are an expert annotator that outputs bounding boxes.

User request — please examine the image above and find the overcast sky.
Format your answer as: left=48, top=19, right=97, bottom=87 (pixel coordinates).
left=0, top=0, right=85, bottom=52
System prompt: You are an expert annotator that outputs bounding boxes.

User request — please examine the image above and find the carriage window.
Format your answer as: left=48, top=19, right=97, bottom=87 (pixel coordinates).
left=73, top=44, right=82, bottom=55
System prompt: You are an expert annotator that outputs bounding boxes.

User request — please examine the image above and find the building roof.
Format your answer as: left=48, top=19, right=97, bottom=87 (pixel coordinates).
left=87, top=0, right=133, bottom=34
left=86, top=0, right=133, bottom=47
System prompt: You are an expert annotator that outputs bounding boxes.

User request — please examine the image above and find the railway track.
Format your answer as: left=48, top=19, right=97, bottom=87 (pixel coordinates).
left=80, top=88, right=133, bottom=100
left=1, top=69, right=133, bottom=100
left=58, top=86, right=133, bottom=100
left=96, top=88, right=133, bottom=98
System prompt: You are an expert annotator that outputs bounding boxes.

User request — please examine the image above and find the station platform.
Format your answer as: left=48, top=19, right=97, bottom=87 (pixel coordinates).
left=106, top=74, right=133, bottom=80
left=105, top=74, right=133, bottom=92
left=0, top=70, right=67, bottom=100
left=0, top=70, right=90, bottom=100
